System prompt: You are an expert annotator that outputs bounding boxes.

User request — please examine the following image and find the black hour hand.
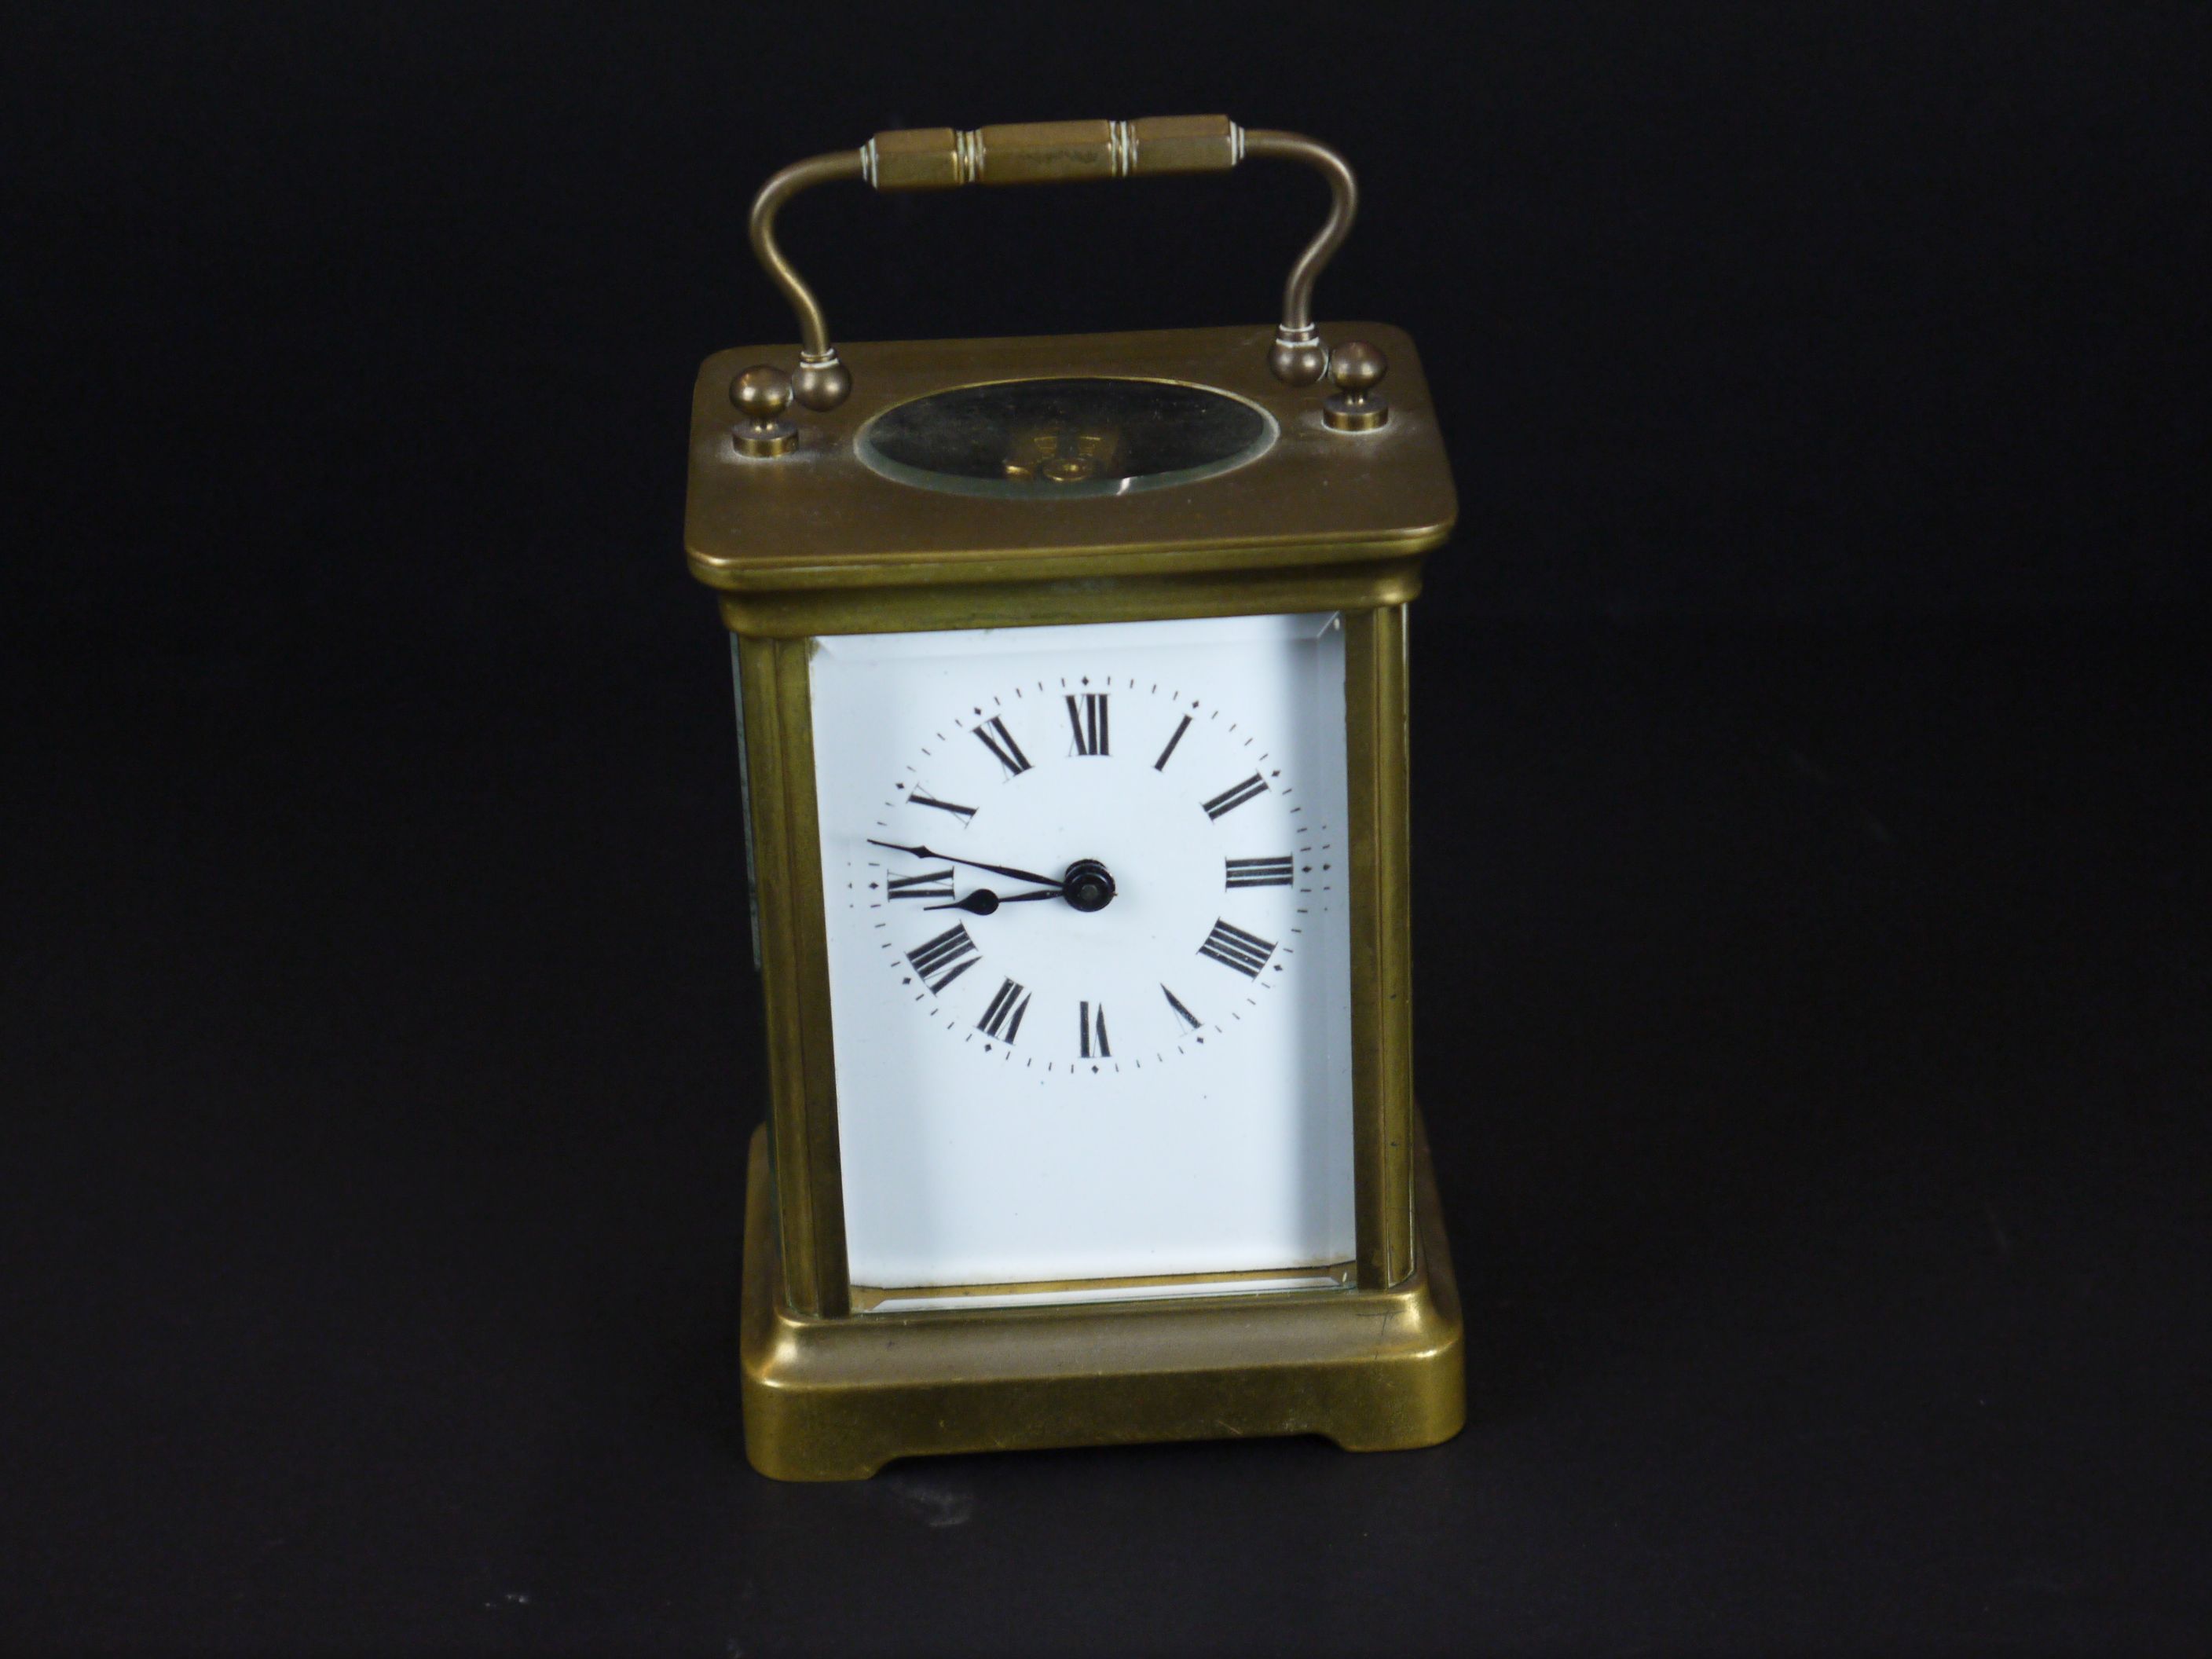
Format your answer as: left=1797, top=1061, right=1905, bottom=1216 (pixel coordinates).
left=925, top=886, right=1062, bottom=915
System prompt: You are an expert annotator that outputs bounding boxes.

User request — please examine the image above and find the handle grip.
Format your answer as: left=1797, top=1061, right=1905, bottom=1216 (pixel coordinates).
left=747, top=116, right=1357, bottom=410
left=862, top=115, right=1244, bottom=189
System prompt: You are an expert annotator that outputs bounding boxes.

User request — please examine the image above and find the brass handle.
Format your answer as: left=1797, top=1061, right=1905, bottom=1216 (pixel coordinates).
left=747, top=116, right=1358, bottom=410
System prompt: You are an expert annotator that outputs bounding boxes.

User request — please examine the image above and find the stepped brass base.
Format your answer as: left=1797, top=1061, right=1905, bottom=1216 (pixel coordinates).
left=738, top=1118, right=1465, bottom=1480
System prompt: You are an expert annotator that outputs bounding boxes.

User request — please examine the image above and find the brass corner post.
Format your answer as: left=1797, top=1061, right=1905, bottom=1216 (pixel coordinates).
left=734, top=636, right=849, bottom=1319
left=1344, top=604, right=1417, bottom=1290
left=743, top=116, right=1360, bottom=410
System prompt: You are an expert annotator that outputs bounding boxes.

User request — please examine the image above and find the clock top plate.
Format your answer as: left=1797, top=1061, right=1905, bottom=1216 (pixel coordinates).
left=683, top=322, right=1456, bottom=595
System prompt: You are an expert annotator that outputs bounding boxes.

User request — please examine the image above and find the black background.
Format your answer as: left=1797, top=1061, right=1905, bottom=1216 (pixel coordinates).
left=5, top=4, right=2207, bottom=1654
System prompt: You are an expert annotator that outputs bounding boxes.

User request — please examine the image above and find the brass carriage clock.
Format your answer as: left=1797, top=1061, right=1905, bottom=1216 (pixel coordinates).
left=684, top=117, right=1462, bottom=1479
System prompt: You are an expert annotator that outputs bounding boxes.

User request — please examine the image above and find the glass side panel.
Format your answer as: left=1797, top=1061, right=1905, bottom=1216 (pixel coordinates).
left=855, top=377, right=1276, bottom=500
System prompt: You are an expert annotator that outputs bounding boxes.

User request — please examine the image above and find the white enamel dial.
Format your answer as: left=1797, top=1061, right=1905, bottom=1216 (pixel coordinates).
left=802, top=613, right=1355, bottom=1298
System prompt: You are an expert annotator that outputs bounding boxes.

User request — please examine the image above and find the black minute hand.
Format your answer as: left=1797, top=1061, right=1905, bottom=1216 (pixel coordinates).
left=866, top=839, right=1064, bottom=889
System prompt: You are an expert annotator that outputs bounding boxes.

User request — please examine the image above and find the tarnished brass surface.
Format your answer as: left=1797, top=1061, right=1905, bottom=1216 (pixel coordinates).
left=744, top=119, right=1358, bottom=400
left=685, top=323, right=1454, bottom=626
left=738, top=1117, right=1464, bottom=1481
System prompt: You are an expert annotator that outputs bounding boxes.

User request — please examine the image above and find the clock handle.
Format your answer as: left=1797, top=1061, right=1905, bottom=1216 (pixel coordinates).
left=747, top=117, right=1357, bottom=411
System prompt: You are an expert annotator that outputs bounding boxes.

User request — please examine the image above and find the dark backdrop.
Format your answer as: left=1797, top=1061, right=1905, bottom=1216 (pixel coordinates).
left=5, top=4, right=2206, bottom=1655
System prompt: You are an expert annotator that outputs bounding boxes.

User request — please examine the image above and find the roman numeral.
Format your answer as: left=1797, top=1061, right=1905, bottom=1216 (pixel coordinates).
left=906, top=790, right=976, bottom=822
left=977, top=978, right=1031, bottom=1043
left=1198, top=918, right=1276, bottom=978
left=906, top=924, right=980, bottom=993
left=1225, top=855, right=1295, bottom=888
left=886, top=868, right=954, bottom=900
left=972, top=716, right=1032, bottom=777
left=1162, top=984, right=1201, bottom=1029
left=1202, top=773, right=1267, bottom=819
left=1079, top=1001, right=1111, bottom=1058
left=1065, top=693, right=1108, bottom=756
left=1153, top=714, right=1192, bottom=771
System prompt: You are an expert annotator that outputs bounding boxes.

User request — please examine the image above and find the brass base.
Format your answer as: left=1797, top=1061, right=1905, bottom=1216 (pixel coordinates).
left=738, top=1117, right=1465, bottom=1481
left=1323, top=391, right=1390, bottom=431
left=729, top=418, right=797, bottom=458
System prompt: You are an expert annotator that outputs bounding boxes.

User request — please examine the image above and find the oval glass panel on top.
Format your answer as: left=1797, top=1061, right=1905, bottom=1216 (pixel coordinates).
left=856, top=378, right=1277, bottom=500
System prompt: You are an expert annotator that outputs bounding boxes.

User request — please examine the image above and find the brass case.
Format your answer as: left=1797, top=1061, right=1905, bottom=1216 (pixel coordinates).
left=686, top=322, right=1463, bottom=1479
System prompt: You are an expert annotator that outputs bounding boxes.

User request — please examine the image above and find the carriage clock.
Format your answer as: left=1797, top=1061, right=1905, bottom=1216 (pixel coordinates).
left=683, top=116, right=1463, bottom=1479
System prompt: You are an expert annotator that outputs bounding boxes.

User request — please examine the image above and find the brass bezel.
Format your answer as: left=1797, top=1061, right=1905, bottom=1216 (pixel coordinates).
left=731, top=602, right=1418, bottom=1319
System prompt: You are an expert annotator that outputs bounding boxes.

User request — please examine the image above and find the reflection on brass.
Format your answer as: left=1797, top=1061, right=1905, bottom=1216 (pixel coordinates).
left=727, top=364, right=797, bottom=457
left=745, top=117, right=1360, bottom=407
left=739, top=1117, right=1463, bottom=1480
left=1324, top=339, right=1391, bottom=432
left=1002, top=422, right=1124, bottom=483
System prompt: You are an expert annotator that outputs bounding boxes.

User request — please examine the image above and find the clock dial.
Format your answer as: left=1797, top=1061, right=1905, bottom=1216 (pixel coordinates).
left=865, top=675, right=1322, bottom=1072
left=805, top=614, right=1355, bottom=1294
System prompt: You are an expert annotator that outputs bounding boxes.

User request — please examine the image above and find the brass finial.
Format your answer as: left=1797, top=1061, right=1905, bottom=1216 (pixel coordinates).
left=1323, top=339, right=1390, bottom=431
left=730, top=364, right=799, bottom=456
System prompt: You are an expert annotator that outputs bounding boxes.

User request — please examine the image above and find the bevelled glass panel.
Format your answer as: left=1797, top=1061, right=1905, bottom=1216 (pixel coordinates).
left=857, top=377, right=1276, bottom=500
